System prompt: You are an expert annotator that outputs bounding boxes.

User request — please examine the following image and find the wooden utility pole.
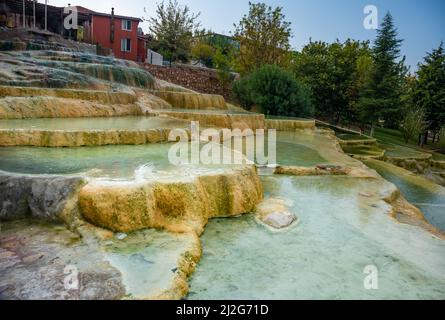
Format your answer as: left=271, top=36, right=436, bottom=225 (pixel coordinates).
left=22, top=0, right=26, bottom=28
left=45, top=0, right=48, bottom=31
left=33, top=0, right=36, bottom=28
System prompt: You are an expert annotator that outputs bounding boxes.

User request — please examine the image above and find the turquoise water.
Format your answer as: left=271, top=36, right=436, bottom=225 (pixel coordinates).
left=232, top=131, right=328, bottom=167
left=0, top=117, right=187, bottom=130
left=365, top=160, right=445, bottom=232
left=0, top=144, right=243, bottom=179
left=188, top=176, right=445, bottom=300
left=0, top=144, right=174, bottom=177
left=0, top=131, right=329, bottom=178
left=104, top=229, right=195, bottom=299
left=274, top=140, right=326, bottom=166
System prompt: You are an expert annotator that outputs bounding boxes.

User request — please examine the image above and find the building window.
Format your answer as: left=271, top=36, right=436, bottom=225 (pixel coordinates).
left=122, top=20, right=132, bottom=31
left=121, top=38, right=132, bottom=52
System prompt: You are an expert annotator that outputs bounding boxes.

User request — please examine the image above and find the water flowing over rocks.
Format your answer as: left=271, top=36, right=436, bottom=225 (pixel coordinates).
left=79, top=166, right=263, bottom=235
left=155, top=110, right=266, bottom=131
left=154, top=91, right=227, bottom=110
left=265, top=118, right=316, bottom=131
left=1, top=42, right=444, bottom=300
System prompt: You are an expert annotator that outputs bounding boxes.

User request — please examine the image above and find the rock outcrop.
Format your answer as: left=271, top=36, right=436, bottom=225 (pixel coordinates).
left=154, top=91, right=227, bottom=110
left=0, top=128, right=173, bottom=147
left=156, top=110, right=265, bottom=130
left=0, top=96, right=141, bottom=119
left=0, top=220, right=125, bottom=300
left=79, top=166, right=263, bottom=235
left=255, top=198, right=297, bottom=229
left=0, top=172, right=85, bottom=223
left=265, top=119, right=316, bottom=131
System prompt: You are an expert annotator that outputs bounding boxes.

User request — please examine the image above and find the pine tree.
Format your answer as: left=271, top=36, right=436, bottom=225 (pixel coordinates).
left=358, top=12, right=406, bottom=133
left=413, top=42, right=445, bottom=136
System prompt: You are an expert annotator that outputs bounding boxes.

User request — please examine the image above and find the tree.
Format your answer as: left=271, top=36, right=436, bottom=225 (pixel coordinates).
left=233, top=64, right=313, bottom=118
left=293, top=39, right=372, bottom=124
left=413, top=43, right=445, bottom=139
left=146, top=0, right=201, bottom=63
left=358, top=12, right=407, bottom=133
left=213, top=49, right=234, bottom=86
left=191, top=42, right=215, bottom=67
left=438, top=125, right=445, bottom=152
left=399, top=107, right=429, bottom=144
left=233, top=2, right=292, bottom=75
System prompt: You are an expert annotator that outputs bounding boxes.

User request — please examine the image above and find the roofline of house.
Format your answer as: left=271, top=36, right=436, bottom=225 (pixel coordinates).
left=90, top=11, right=142, bottom=22
left=194, top=32, right=235, bottom=40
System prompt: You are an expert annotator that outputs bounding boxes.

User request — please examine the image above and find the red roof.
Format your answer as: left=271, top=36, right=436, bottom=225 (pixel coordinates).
left=75, top=6, right=95, bottom=14
left=73, top=6, right=142, bottom=22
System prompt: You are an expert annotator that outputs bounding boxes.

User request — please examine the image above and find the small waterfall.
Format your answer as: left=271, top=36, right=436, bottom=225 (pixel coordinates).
left=0, top=51, right=155, bottom=90
left=154, top=91, right=227, bottom=110
left=134, top=164, right=155, bottom=182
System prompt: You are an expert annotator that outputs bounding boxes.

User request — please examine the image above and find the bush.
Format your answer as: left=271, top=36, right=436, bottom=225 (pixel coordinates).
left=232, top=76, right=254, bottom=109
left=232, top=64, right=313, bottom=117
left=214, top=49, right=235, bottom=86
left=191, top=43, right=215, bottom=68
left=399, top=107, right=428, bottom=143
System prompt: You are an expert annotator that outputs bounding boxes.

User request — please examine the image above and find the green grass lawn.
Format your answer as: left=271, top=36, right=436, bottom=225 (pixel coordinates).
left=432, top=152, right=445, bottom=161
left=368, top=127, right=444, bottom=159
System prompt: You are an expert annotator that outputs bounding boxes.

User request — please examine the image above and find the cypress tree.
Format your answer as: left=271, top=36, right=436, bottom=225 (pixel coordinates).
left=359, top=12, right=407, bottom=133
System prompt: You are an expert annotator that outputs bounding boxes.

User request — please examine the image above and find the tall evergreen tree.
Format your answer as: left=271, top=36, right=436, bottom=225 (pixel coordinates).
left=358, top=12, right=407, bottom=133
left=413, top=42, right=445, bottom=135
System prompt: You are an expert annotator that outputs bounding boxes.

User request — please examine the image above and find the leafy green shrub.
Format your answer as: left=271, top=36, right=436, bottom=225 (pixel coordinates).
left=232, top=64, right=313, bottom=117
left=214, top=49, right=235, bottom=86
left=399, top=107, right=429, bottom=143
left=191, top=43, right=215, bottom=68
left=232, top=75, right=254, bottom=109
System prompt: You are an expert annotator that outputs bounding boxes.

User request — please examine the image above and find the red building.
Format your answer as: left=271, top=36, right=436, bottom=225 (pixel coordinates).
left=80, top=7, right=147, bottom=62
left=137, top=34, right=152, bottom=63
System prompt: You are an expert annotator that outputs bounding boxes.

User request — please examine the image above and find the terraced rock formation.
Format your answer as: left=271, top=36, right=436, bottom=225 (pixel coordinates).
left=1, top=42, right=444, bottom=300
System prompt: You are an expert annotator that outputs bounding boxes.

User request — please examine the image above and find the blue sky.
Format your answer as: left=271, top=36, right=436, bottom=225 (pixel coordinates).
left=49, top=0, right=445, bottom=71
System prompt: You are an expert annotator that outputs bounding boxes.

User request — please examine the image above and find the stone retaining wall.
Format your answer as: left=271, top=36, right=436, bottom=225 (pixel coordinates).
left=144, top=63, right=234, bottom=102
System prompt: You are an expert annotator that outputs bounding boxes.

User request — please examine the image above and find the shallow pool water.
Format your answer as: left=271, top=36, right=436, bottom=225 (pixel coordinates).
left=365, top=159, right=445, bottom=232
left=273, top=131, right=360, bottom=167
left=234, top=131, right=353, bottom=168
left=0, top=116, right=188, bottom=130
left=0, top=131, right=337, bottom=179
left=0, top=143, right=243, bottom=179
left=0, top=144, right=174, bottom=177
left=274, top=140, right=326, bottom=166
left=104, top=229, right=195, bottom=299
left=188, top=176, right=445, bottom=300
